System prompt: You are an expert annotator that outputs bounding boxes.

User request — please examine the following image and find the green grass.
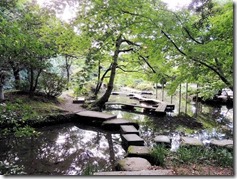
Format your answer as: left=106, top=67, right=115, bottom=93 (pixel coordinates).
left=151, top=144, right=233, bottom=168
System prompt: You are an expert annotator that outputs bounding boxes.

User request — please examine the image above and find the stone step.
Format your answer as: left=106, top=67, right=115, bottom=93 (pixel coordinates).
left=126, top=145, right=152, bottom=163
left=210, top=139, right=233, bottom=149
left=180, top=136, right=203, bottom=147
left=121, top=134, right=144, bottom=150
left=115, top=157, right=151, bottom=171
left=154, top=135, right=171, bottom=148
left=75, top=111, right=117, bottom=125
left=72, top=97, right=85, bottom=104
left=93, top=169, right=174, bottom=175
left=120, top=125, right=140, bottom=136
left=102, top=118, right=139, bottom=130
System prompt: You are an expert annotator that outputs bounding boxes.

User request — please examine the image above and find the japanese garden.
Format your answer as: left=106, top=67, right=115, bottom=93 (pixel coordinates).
left=0, top=0, right=234, bottom=176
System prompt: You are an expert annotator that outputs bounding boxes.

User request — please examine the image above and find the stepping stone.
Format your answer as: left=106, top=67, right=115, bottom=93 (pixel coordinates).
left=155, top=103, right=167, bottom=112
left=141, top=91, right=153, bottom=95
left=154, top=135, right=171, bottom=147
left=210, top=139, right=233, bottom=149
left=111, top=92, right=120, bottom=95
left=115, top=157, right=151, bottom=171
left=180, top=137, right=203, bottom=147
left=75, top=111, right=117, bottom=125
left=73, top=97, right=85, bottom=104
left=127, top=145, right=152, bottom=162
left=121, top=134, right=144, bottom=150
left=94, top=169, right=174, bottom=175
left=102, top=118, right=139, bottom=130
left=120, top=125, right=140, bottom=136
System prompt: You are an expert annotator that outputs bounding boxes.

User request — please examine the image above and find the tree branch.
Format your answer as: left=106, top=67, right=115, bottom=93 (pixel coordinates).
left=119, top=48, right=134, bottom=53
left=183, top=27, right=203, bottom=44
left=161, top=30, right=187, bottom=56
left=116, top=66, right=139, bottom=73
left=192, top=58, right=233, bottom=90
left=121, top=39, right=141, bottom=47
left=138, top=55, right=156, bottom=73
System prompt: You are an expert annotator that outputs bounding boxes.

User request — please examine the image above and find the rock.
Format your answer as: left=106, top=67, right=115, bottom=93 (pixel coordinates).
left=180, top=137, right=203, bottom=147
left=94, top=169, right=174, bottom=175
left=127, top=145, right=152, bottom=163
left=121, top=134, right=144, bottom=150
left=102, top=118, right=139, bottom=130
left=210, top=139, right=233, bottom=149
left=154, top=135, right=171, bottom=148
left=120, top=125, right=140, bottom=135
left=116, top=157, right=151, bottom=171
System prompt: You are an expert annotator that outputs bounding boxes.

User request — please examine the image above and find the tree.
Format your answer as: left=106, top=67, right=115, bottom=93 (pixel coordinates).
left=74, top=0, right=160, bottom=109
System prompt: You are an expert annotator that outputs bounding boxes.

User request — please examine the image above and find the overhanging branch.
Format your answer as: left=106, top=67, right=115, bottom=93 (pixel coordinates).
left=161, top=30, right=187, bottom=56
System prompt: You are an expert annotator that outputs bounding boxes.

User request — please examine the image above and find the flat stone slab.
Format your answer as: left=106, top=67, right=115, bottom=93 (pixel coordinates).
left=94, top=169, right=174, bottom=175
left=76, top=111, right=117, bottom=123
left=180, top=137, right=203, bottom=146
left=116, top=157, right=151, bottom=171
left=121, top=134, right=144, bottom=149
left=154, top=135, right=171, bottom=143
left=120, top=125, right=140, bottom=135
left=72, top=97, right=85, bottom=104
left=127, top=145, right=151, bottom=156
left=102, top=118, right=139, bottom=130
left=127, top=146, right=152, bottom=162
left=210, top=139, right=233, bottom=149
left=154, top=135, right=171, bottom=147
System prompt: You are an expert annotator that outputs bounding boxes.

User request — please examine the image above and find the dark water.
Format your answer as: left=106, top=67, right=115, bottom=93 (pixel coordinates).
left=0, top=89, right=233, bottom=175
left=0, top=123, right=125, bottom=175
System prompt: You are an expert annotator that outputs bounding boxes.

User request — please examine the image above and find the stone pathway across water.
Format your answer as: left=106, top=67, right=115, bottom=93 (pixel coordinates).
left=58, top=92, right=233, bottom=175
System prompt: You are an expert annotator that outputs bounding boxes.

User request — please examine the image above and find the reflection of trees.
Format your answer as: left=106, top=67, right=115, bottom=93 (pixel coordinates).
left=106, top=133, right=115, bottom=170
left=0, top=123, right=126, bottom=175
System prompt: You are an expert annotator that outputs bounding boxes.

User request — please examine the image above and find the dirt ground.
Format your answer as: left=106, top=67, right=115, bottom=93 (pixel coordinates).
left=57, top=91, right=86, bottom=113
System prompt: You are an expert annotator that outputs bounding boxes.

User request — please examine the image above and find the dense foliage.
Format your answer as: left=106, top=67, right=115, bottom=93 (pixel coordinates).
left=0, top=0, right=233, bottom=104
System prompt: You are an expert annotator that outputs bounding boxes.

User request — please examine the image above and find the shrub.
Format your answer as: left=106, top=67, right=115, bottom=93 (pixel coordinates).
left=39, top=72, right=67, bottom=97
left=150, top=144, right=168, bottom=167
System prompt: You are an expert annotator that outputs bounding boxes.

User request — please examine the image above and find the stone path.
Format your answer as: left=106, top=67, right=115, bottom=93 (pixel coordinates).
left=58, top=91, right=233, bottom=175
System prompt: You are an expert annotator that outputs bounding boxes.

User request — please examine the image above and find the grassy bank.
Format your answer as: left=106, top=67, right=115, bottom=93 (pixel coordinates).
left=0, top=91, right=66, bottom=137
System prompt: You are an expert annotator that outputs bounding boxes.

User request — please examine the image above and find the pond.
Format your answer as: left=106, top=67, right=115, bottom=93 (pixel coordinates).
left=0, top=88, right=233, bottom=175
left=0, top=123, right=125, bottom=175
left=107, top=88, right=233, bottom=142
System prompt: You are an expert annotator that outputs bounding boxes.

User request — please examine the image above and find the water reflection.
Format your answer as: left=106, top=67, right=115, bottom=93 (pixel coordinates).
left=0, top=123, right=126, bottom=175
left=105, top=100, right=233, bottom=147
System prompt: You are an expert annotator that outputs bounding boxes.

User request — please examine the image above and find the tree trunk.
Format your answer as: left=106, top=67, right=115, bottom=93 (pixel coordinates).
left=178, top=83, right=182, bottom=114
left=92, top=35, right=122, bottom=110
left=12, top=67, right=20, bottom=90
left=65, top=56, right=72, bottom=90
left=29, top=68, right=42, bottom=98
left=94, top=64, right=112, bottom=97
left=0, top=85, right=4, bottom=101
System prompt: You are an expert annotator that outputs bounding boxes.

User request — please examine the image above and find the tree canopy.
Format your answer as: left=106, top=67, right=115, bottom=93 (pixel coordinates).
left=0, top=0, right=233, bottom=104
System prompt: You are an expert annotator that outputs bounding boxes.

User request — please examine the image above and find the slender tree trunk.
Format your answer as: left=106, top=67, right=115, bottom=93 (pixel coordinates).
left=195, top=83, right=199, bottom=117
left=161, top=83, right=164, bottom=101
left=29, top=68, right=34, bottom=97
left=65, top=56, right=72, bottom=90
left=0, top=85, right=4, bottom=101
left=178, top=83, right=182, bottom=114
left=12, top=66, right=21, bottom=90
left=94, top=64, right=112, bottom=97
left=29, top=68, right=42, bottom=97
left=185, top=83, right=188, bottom=114
left=92, top=35, right=122, bottom=110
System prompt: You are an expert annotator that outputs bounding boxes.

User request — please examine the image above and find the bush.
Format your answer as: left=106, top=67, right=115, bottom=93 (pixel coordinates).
left=39, top=72, right=67, bottom=97
left=150, top=144, right=168, bottom=167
